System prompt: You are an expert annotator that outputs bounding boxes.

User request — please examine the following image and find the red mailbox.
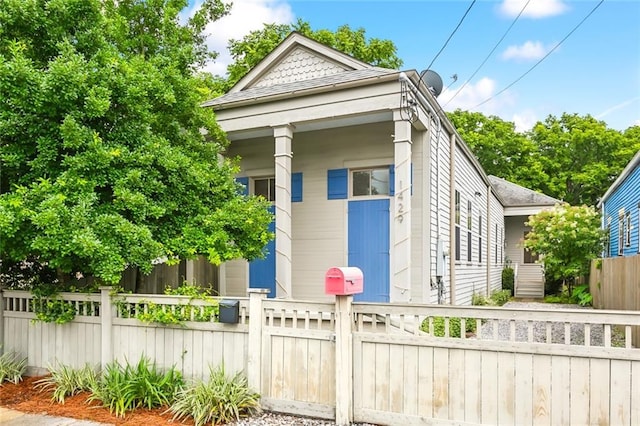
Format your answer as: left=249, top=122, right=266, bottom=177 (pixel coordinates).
left=325, top=266, right=364, bottom=296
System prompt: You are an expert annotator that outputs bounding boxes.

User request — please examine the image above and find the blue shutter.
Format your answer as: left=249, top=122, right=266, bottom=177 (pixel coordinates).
left=291, top=172, right=303, bottom=202
left=235, top=177, right=249, bottom=196
left=327, top=168, right=348, bottom=199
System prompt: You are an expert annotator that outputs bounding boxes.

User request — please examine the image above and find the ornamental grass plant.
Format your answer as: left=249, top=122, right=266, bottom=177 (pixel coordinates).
left=35, top=363, right=99, bottom=403
left=168, top=365, right=261, bottom=426
left=88, top=355, right=183, bottom=417
left=0, top=350, right=27, bottom=384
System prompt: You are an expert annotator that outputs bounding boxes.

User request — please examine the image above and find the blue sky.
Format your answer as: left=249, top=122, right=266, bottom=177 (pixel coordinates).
left=188, top=0, right=640, bottom=132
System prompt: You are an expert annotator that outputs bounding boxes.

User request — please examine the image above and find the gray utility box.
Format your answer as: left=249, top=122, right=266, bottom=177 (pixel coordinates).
left=219, top=299, right=240, bottom=324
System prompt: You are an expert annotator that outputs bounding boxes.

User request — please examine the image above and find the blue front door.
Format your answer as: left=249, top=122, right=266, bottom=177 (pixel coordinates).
left=249, top=206, right=276, bottom=297
left=348, top=199, right=390, bottom=302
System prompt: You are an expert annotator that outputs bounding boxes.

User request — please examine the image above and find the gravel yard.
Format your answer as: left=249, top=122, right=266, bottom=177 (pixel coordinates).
left=477, top=301, right=622, bottom=346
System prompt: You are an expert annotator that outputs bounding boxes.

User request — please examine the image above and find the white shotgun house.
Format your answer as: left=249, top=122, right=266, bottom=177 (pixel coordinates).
left=203, top=32, right=557, bottom=304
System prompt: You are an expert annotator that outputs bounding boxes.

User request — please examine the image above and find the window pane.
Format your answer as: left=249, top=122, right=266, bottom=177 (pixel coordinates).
left=255, top=179, right=269, bottom=199
left=353, top=171, right=370, bottom=196
left=269, top=178, right=276, bottom=202
left=370, top=168, right=389, bottom=195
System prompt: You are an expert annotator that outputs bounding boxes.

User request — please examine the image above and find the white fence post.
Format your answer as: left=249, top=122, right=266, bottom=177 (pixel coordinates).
left=335, top=294, right=353, bottom=425
left=100, top=286, right=113, bottom=369
left=247, top=288, right=269, bottom=392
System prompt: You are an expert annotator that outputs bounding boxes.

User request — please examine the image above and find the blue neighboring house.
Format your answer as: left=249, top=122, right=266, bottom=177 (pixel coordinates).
left=598, top=150, right=640, bottom=257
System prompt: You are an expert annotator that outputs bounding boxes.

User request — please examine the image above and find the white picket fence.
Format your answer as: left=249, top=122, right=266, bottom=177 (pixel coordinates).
left=2, top=287, right=640, bottom=425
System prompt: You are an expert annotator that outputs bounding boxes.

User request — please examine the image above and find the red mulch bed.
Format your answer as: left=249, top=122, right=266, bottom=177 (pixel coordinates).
left=0, top=375, right=194, bottom=425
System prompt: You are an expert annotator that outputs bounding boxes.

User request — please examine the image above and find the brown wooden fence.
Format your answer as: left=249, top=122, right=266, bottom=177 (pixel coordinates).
left=118, top=256, right=219, bottom=294
left=590, top=255, right=640, bottom=346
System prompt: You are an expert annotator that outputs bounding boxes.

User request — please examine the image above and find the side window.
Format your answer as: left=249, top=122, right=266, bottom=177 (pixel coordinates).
left=467, top=200, right=472, bottom=262
left=478, top=213, right=482, bottom=263
left=625, top=211, right=631, bottom=247
left=352, top=167, right=390, bottom=197
left=605, top=216, right=611, bottom=257
left=618, top=211, right=624, bottom=255
left=455, top=190, right=461, bottom=261
left=254, top=177, right=275, bottom=202
left=494, top=223, right=498, bottom=264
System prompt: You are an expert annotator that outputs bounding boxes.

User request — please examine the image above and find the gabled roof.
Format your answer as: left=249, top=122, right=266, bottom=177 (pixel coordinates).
left=598, top=149, right=640, bottom=207
left=202, top=68, right=397, bottom=108
left=229, top=32, right=376, bottom=93
left=488, top=175, right=560, bottom=207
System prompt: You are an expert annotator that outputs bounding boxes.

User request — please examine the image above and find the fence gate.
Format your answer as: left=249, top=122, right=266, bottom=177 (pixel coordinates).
left=258, top=299, right=337, bottom=420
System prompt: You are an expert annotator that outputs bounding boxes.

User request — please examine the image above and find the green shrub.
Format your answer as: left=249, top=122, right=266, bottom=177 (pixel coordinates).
left=471, top=293, right=489, bottom=306
left=0, top=350, right=27, bottom=384
left=544, top=269, right=563, bottom=295
left=571, top=284, right=593, bottom=306
left=420, top=316, right=476, bottom=338
left=35, top=363, right=98, bottom=403
left=501, top=266, right=514, bottom=295
left=88, top=356, right=183, bottom=417
left=490, top=290, right=511, bottom=306
left=122, top=282, right=219, bottom=325
left=168, top=365, right=261, bottom=426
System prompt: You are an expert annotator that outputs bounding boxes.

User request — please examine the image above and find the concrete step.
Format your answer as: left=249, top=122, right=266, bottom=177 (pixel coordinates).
left=515, top=281, right=544, bottom=298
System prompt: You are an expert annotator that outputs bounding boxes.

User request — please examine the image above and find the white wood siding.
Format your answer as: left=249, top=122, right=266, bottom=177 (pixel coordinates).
left=428, top=125, right=451, bottom=303
left=453, top=145, right=490, bottom=305
left=489, top=192, right=505, bottom=293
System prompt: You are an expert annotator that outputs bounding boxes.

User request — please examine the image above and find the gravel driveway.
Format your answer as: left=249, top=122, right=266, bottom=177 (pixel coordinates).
left=477, top=301, right=612, bottom=346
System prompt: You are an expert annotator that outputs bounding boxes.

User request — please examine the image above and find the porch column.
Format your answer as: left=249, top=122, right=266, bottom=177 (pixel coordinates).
left=273, top=124, right=294, bottom=299
left=391, top=111, right=412, bottom=302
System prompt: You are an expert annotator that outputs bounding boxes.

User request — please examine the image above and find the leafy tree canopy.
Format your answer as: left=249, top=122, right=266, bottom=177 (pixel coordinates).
left=530, top=113, right=640, bottom=206
left=523, top=204, right=604, bottom=289
left=0, top=0, right=273, bottom=285
left=448, top=110, right=640, bottom=207
left=447, top=109, right=547, bottom=191
left=222, top=19, right=403, bottom=91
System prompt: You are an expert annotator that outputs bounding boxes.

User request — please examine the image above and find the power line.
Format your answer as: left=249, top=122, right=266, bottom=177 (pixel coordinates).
left=443, top=0, right=532, bottom=108
left=474, top=0, right=605, bottom=109
left=424, top=0, right=477, bottom=73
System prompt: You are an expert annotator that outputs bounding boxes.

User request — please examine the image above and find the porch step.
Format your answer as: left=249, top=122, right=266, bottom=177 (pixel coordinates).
left=515, top=281, right=544, bottom=299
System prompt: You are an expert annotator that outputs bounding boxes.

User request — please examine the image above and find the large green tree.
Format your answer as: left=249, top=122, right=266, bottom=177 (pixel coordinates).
left=449, top=110, right=640, bottom=207
left=0, top=0, right=273, bottom=285
left=222, top=19, right=403, bottom=91
left=531, top=113, right=640, bottom=206
left=447, top=109, right=547, bottom=192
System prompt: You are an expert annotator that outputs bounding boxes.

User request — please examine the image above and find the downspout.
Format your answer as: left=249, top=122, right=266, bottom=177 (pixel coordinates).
left=486, top=186, right=492, bottom=297
left=449, top=133, right=456, bottom=304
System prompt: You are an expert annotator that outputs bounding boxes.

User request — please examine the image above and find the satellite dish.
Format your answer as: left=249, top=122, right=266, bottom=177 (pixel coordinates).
left=420, top=70, right=443, bottom=98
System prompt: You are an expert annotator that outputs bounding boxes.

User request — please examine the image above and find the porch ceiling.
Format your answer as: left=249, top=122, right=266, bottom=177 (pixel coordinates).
left=224, top=110, right=393, bottom=141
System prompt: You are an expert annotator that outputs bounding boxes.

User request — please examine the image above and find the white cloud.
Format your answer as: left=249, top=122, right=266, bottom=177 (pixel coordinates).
left=499, top=0, right=569, bottom=18
left=502, top=41, right=552, bottom=61
left=187, top=0, right=294, bottom=76
left=511, top=110, right=539, bottom=132
left=441, top=79, right=540, bottom=132
left=440, top=77, right=515, bottom=117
